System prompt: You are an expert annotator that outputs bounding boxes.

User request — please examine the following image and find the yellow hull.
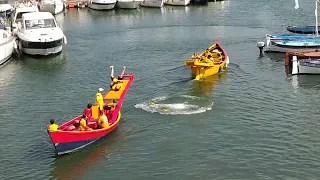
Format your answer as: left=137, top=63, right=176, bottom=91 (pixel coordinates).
left=190, top=61, right=226, bottom=80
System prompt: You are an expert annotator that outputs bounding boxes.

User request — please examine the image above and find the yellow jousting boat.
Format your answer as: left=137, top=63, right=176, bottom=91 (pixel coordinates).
left=184, top=39, right=229, bottom=80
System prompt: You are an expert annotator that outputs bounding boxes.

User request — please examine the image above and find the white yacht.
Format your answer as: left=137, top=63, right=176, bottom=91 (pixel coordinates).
left=117, top=0, right=143, bottom=9
left=11, top=3, right=39, bottom=34
left=140, top=0, right=164, bottom=7
left=88, top=0, right=117, bottom=10
left=0, top=4, right=14, bottom=15
left=165, top=0, right=190, bottom=6
left=38, top=0, right=65, bottom=15
left=0, top=18, right=15, bottom=65
left=15, top=12, right=67, bottom=56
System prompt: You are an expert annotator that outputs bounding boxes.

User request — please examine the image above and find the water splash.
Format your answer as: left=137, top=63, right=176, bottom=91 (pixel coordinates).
left=134, top=95, right=213, bottom=115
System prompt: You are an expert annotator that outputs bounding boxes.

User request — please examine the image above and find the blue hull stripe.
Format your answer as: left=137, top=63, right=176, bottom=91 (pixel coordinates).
left=55, top=138, right=99, bottom=155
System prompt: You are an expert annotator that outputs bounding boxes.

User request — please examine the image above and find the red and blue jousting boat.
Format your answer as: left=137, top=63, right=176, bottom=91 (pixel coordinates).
left=47, top=74, right=134, bottom=155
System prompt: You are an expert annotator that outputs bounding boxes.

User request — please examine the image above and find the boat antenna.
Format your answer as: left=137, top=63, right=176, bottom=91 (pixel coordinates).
left=316, top=0, right=320, bottom=37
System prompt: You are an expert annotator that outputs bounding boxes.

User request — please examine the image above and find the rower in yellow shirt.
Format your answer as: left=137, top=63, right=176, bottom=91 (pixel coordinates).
left=79, top=114, right=92, bottom=131
left=97, top=110, right=109, bottom=129
left=48, top=119, right=59, bottom=131
left=96, top=88, right=104, bottom=110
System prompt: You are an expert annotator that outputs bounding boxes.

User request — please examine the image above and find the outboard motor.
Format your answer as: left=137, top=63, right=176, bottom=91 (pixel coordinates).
left=257, top=41, right=265, bottom=57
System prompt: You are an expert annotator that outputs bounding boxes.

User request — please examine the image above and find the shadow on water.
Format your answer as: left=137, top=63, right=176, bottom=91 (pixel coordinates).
left=50, top=128, right=121, bottom=180
left=189, top=69, right=228, bottom=97
left=18, top=52, right=67, bottom=72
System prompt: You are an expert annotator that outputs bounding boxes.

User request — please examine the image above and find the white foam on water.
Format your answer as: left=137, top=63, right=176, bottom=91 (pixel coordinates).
left=134, top=95, right=214, bottom=115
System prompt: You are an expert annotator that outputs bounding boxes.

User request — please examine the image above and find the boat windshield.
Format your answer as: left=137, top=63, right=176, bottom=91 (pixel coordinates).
left=25, top=18, right=56, bottom=29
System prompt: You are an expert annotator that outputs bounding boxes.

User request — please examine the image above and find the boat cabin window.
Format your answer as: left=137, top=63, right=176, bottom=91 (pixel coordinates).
left=15, top=12, right=26, bottom=22
left=25, top=18, right=56, bottom=30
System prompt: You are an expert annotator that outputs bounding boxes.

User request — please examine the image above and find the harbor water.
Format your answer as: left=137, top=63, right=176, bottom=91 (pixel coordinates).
left=1, top=0, right=320, bottom=179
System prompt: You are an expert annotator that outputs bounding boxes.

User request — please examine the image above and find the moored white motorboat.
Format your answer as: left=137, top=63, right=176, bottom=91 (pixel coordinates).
left=140, top=0, right=164, bottom=7
left=38, top=0, right=65, bottom=15
left=164, top=0, right=190, bottom=6
left=0, top=26, right=15, bottom=65
left=117, top=0, right=143, bottom=9
left=11, top=3, right=39, bottom=34
left=88, top=0, right=117, bottom=10
left=16, top=12, right=67, bottom=56
left=0, top=4, right=14, bottom=16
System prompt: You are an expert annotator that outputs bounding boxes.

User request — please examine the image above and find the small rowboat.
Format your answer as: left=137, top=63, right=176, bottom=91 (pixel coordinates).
left=286, top=50, right=320, bottom=75
left=286, top=26, right=320, bottom=34
left=266, top=39, right=320, bottom=53
left=184, top=39, right=229, bottom=80
left=47, top=74, right=135, bottom=155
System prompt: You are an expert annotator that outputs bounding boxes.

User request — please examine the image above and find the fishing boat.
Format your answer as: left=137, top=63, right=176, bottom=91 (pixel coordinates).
left=184, top=39, right=229, bottom=80
left=266, top=34, right=314, bottom=41
left=260, top=0, right=320, bottom=53
left=265, top=38, right=320, bottom=53
left=47, top=74, right=135, bottom=155
left=286, top=50, right=320, bottom=75
left=286, top=26, right=320, bottom=34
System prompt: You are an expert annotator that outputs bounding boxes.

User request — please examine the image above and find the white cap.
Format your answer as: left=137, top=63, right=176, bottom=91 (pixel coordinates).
left=98, top=88, right=104, bottom=91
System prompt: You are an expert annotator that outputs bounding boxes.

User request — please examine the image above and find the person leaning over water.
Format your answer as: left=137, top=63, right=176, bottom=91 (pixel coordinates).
left=110, top=65, right=126, bottom=81
left=97, top=110, right=109, bottom=129
left=48, top=119, right=58, bottom=131
left=109, top=66, right=126, bottom=91
left=96, top=88, right=104, bottom=110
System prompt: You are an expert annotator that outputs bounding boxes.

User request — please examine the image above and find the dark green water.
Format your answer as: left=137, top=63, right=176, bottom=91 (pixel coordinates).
left=1, top=0, right=320, bottom=179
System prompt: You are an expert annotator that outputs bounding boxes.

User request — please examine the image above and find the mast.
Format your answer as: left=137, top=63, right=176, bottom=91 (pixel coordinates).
left=316, top=0, right=319, bottom=37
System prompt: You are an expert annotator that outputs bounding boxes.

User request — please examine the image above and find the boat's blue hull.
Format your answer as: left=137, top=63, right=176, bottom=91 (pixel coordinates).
left=54, top=138, right=100, bottom=155
left=267, top=34, right=315, bottom=40
left=287, top=26, right=320, bottom=34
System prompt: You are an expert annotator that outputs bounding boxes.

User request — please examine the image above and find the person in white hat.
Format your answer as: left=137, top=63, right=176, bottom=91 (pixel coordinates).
left=95, top=88, right=104, bottom=110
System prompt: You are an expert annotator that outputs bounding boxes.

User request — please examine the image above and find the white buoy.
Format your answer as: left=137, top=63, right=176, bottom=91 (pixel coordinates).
left=226, top=56, right=229, bottom=67
left=292, top=56, right=299, bottom=75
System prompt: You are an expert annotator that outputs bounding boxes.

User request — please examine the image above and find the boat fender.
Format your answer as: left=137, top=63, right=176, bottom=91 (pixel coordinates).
left=225, top=56, right=229, bottom=67
left=13, top=40, right=17, bottom=49
left=64, top=36, right=67, bottom=45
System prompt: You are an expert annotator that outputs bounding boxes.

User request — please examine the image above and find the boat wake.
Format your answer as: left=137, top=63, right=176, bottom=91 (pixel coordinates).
left=134, top=95, right=213, bottom=115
